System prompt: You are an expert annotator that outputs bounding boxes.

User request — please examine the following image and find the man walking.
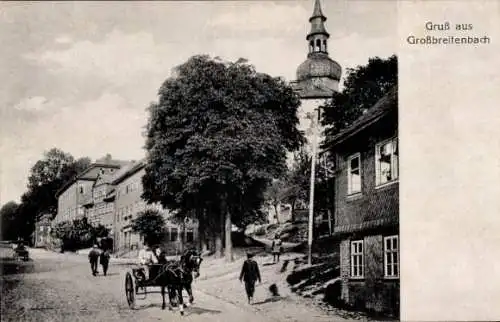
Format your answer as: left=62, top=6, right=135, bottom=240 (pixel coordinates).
left=88, top=244, right=101, bottom=276
left=100, top=248, right=111, bottom=276
left=239, top=252, right=261, bottom=304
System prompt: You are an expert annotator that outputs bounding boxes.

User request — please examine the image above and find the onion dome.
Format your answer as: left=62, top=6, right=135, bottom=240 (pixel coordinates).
left=296, top=0, right=341, bottom=82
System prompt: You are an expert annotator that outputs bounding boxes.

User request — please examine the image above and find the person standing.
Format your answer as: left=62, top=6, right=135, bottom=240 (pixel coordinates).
left=100, top=249, right=111, bottom=276
left=271, top=234, right=283, bottom=263
left=88, top=244, right=101, bottom=276
left=239, top=252, right=261, bottom=304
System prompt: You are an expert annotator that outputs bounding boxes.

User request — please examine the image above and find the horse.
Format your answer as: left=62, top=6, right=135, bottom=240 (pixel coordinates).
left=151, top=250, right=187, bottom=314
left=150, top=248, right=202, bottom=314
left=178, top=248, right=203, bottom=306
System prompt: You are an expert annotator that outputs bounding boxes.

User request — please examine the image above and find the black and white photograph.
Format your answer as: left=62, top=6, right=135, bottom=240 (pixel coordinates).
left=1, top=1, right=400, bottom=321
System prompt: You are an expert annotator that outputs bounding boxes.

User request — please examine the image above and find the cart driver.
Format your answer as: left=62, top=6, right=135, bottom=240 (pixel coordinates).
left=138, top=244, right=157, bottom=281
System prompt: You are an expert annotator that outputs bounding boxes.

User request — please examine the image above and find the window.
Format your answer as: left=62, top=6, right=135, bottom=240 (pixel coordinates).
left=186, top=230, right=194, bottom=242
left=347, top=153, right=361, bottom=195
left=376, top=138, right=399, bottom=186
left=170, top=228, right=178, bottom=242
left=80, top=186, right=84, bottom=194
left=350, top=240, right=364, bottom=278
left=384, top=235, right=399, bottom=278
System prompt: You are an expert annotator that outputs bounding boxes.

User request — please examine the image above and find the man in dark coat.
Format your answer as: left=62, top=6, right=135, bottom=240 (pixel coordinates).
left=88, top=245, right=101, bottom=276
left=239, top=252, right=261, bottom=304
left=99, top=249, right=111, bottom=276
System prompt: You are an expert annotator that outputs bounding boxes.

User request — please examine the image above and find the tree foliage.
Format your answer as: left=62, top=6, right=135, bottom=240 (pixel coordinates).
left=4, top=148, right=91, bottom=242
left=51, top=217, right=109, bottom=251
left=131, top=209, right=166, bottom=246
left=321, top=55, right=398, bottom=143
left=0, top=201, right=20, bottom=241
left=142, top=55, right=304, bottom=259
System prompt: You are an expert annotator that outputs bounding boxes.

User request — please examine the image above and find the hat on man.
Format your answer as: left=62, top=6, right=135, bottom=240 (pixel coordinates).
left=246, top=252, right=255, bottom=259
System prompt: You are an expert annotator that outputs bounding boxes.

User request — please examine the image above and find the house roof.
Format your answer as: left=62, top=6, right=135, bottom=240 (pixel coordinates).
left=327, top=86, right=398, bottom=147
left=111, top=158, right=146, bottom=185
left=55, top=160, right=131, bottom=198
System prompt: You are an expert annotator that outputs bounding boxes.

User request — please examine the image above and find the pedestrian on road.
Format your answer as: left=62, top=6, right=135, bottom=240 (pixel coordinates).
left=239, top=252, right=261, bottom=304
left=271, top=234, right=282, bottom=263
left=100, top=249, right=111, bottom=276
left=88, top=244, right=101, bottom=276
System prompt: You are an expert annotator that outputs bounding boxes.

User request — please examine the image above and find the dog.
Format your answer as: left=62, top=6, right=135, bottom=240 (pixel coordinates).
left=269, top=283, right=280, bottom=297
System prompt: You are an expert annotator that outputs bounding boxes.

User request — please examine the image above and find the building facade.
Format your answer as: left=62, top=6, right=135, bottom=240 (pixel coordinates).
left=54, top=156, right=126, bottom=224
left=110, top=159, right=198, bottom=254
left=330, top=88, right=399, bottom=316
left=33, top=213, right=53, bottom=248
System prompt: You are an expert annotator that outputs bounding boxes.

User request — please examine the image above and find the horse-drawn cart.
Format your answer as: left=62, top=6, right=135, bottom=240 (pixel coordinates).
left=124, top=249, right=203, bottom=315
left=13, top=247, right=29, bottom=261
left=125, top=264, right=166, bottom=309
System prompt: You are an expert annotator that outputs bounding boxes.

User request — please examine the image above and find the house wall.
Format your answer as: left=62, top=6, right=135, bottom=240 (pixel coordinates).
left=113, top=167, right=198, bottom=253
left=54, top=179, right=93, bottom=224
left=340, top=234, right=399, bottom=316
left=114, top=168, right=146, bottom=251
left=54, top=164, right=118, bottom=225
left=335, top=114, right=399, bottom=317
left=334, top=121, right=398, bottom=230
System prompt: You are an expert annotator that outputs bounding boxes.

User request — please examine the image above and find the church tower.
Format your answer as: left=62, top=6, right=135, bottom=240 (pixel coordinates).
left=292, top=0, right=342, bottom=147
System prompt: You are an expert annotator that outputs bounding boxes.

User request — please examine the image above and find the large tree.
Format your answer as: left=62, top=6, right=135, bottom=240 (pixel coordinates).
left=142, top=55, right=304, bottom=261
left=321, top=55, right=397, bottom=143
left=0, top=201, right=19, bottom=241
left=13, top=149, right=91, bottom=242
left=283, top=149, right=312, bottom=222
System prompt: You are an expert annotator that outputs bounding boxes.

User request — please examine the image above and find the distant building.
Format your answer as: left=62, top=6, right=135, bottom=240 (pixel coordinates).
left=33, top=213, right=53, bottom=248
left=110, top=159, right=198, bottom=254
left=54, top=155, right=128, bottom=224
left=329, top=88, right=399, bottom=316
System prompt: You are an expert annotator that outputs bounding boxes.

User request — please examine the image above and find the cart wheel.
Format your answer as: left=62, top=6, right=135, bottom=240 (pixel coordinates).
left=125, top=272, right=136, bottom=309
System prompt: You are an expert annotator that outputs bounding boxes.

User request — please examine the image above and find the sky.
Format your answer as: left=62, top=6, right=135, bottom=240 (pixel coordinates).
left=0, top=0, right=397, bottom=204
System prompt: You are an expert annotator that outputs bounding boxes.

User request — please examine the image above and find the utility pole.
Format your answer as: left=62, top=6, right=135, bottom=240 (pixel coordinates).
left=307, top=108, right=320, bottom=266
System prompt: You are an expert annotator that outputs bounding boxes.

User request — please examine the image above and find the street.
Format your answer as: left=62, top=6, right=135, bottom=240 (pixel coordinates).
left=1, top=249, right=351, bottom=322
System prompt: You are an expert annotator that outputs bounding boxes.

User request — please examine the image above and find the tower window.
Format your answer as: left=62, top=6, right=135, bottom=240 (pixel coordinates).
left=309, top=40, right=314, bottom=53
left=316, top=39, right=321, bottom=52
left=323, top=40, right=327, bottom=52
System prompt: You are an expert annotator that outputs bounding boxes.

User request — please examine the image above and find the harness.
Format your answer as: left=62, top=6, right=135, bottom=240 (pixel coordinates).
left=139, top=249, right=200, bottom=283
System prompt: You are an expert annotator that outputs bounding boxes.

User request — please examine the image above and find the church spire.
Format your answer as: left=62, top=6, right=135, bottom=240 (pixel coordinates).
left=307, top=0, right=329, bottom=55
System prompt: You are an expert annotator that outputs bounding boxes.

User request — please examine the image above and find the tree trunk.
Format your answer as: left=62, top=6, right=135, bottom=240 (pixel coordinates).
left=224, top=202, right=233, bottom=262
left=198, top=208, right=209, bottom=253
left=180, top=218, right=186, bottom=253
left=291, top=199, right=296, bottom=222
left=273, top=204, right=280, bottom=224
left=214, top=207, right=224, bottom=258
left=214, top=234, right=223, bottom=258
